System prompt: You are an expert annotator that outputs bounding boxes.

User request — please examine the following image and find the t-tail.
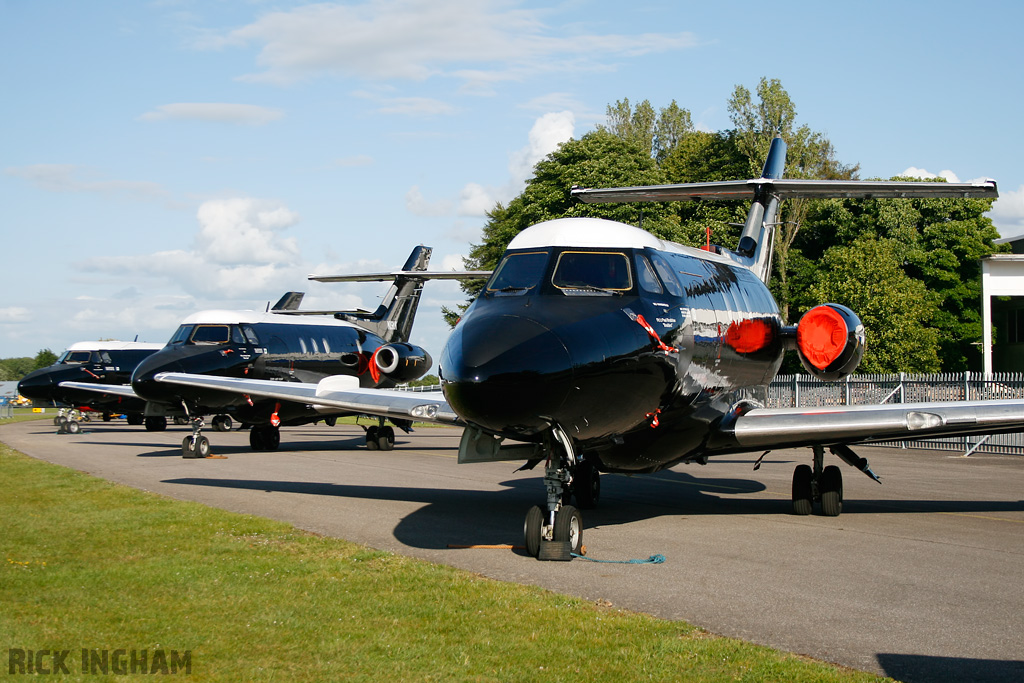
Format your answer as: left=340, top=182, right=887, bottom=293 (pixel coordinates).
left=308, top=246, right=491, bottom=343
left=571, top=136, right=997, bottom=284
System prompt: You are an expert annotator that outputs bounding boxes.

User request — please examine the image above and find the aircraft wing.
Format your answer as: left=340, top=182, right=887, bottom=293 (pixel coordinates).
left=58, top=381, right=140, bottom=400
left=720, top=399, right=1024, bottom=453
left=572, top=178, right=998, bottom=204
left=153, top=372, right=462, bottom=426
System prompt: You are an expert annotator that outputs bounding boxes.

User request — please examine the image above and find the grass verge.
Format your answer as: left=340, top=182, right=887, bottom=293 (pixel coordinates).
left=0, top=442, right=892, bottom=682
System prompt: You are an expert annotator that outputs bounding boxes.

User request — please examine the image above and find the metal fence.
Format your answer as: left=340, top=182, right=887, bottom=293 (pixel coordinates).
left=768, top=372, right=1024, bottom=455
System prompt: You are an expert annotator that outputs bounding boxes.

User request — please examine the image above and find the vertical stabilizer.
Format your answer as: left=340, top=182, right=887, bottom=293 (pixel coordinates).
left=737, top=137, right=786, bottom=283
left=338, top=246, right=432, bottom=342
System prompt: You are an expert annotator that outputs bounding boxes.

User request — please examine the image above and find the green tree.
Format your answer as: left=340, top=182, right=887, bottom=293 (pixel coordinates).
left=806, top=237, right=941, bottom=374
left=0, top=357, right=35, bottom=380
left=33, top=348, right=57, bottom=370
left=797, top=189, right=1003, bottom=371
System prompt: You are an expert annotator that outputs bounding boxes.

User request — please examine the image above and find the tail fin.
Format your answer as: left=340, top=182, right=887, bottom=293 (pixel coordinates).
left=270, top=291, right=305, bottom=311
left=735, top=136, right=787, bottom=281
left=339, top=246, right=432, bottom=342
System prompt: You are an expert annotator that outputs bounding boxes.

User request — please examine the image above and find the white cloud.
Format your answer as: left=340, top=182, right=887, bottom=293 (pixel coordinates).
left=139, top=103, right=284, bottom=125
left=77, top=198, right=305, bottom=299
left=406, top=186, right=454, bottom=216
left=0, top=307, right=31, bottom=324
left=457, top=183, right=496, bottom=216
left=508, top=110, right=574, bottom=187
left=900, top=166, right=960, bottom=182
left=199, top=0, right=699, bottom=87
left=195, top=198, right=301, bottom=265
left=990, top=184, right=1024, bottom=237
left=4, top=164, right=171, bottom=203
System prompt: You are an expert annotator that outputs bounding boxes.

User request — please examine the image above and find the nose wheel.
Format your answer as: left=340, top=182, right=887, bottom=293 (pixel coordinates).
left=522, top=425, right=585, bottom=560
left=182, top=415, right=211, bottom=458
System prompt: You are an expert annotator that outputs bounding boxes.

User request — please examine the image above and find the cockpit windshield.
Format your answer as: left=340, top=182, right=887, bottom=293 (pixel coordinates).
left=168, top=324, right=240, bottom=346
left=552, top=251, right=631, bottom=295
left=486, top=251, right=549, bottom=295
left=59, top=350, right=93, bottom=364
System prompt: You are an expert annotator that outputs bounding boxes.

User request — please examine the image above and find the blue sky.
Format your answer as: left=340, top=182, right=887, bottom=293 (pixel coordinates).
left=2, top=0, right=1022, bottom=361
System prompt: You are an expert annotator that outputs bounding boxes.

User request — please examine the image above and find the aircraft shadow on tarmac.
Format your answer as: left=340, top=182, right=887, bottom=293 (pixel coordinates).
left=161, top=464, right=1024, bottom=554
left=876, top=652, right=1024, bottom=683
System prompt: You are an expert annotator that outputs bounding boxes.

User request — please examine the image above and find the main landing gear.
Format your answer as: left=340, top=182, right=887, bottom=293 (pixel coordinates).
left=791, top=444, right=881, bottom=516
left=522, top=425, right=600, bottom=561
left=363, top=417, right=395, bottom=451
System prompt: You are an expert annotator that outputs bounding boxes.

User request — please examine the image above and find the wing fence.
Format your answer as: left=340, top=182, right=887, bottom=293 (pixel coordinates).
left=769, top=372, right=1024, bottom=455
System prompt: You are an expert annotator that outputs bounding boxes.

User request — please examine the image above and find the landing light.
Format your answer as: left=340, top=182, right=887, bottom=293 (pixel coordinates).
left=412, top=404, right=438, bottom=419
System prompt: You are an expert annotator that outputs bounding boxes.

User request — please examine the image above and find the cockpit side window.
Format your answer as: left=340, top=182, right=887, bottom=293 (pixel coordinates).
left=634, top=254, right=663, bottom=294
left=648, top=252, right=684, bottom=298
left=231, top=326, right=246, bottom=345
left=191, top=325, right=231, bottom=344
left=242, top=326, right=260, bottom=345
left=552, top=251, right=632, bottom=294
left=169, top=325, right=194, bottom=345
left=487, top=251, right=549, bottom=295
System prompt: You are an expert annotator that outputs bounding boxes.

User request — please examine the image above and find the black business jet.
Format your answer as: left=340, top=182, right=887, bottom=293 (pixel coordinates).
left=145, top=138, right=1016, bottom=561
left=18, top=341, right=165, bottom=431
left=62, top=246, right=488, bottom=457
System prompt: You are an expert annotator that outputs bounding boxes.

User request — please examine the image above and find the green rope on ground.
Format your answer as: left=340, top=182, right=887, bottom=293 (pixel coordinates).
left=571, top=553, right=665, bottom=564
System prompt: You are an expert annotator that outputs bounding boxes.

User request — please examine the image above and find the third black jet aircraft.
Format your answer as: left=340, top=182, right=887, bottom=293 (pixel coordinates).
left=63, top=247, right=487, bottom=457
left=128, top=138, right=1019, bottom=561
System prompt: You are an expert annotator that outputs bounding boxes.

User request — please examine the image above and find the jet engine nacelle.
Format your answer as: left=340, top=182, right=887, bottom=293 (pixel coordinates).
left=371, top=343, right=433, bottom=384
left=795, top=304, right=865, bottom=381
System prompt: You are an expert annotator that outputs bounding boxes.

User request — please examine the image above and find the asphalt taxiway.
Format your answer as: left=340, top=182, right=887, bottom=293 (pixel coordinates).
left=3, top=419, right=1022, bottom=682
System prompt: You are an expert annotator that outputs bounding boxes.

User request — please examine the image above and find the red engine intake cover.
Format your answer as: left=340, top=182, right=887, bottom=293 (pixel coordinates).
left=795, top=304, right=865, bottom=381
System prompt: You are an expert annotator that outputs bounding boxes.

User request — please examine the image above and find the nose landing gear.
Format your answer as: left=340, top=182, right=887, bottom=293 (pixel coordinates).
left=522, top=425, right=590, bottom=561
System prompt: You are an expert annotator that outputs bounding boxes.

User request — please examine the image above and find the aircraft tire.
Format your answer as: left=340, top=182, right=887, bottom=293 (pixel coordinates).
left=103, top=412, right=113, bottom=422
left=820, top=465, right=843, bottom=517
left=212, top=415, right=232, bottom=432
left=324, top=416, right=337, bottom=427
left=54, top=416, right=64, bottom=426
left=553, top=505, right=583, bottom=556
left=266, top=426, right=281, bottom=451
left=378, top=426, right=395, bottom=451
left=792, top=464, right=813, bottom=516
left=127, top=414, right=144, bottom=426
left=145, top=416, right=167, bottom=432
left=523, top=505, right=543, bottom=558
left=365, top=426, right=380, bottom=450
left=574, top=460, right=601, bottom=509
left=67, top=421, right=81, bottom=435
left=182, top=436, right=211, bottom=458
left=249, top=427, right=267, bottom=451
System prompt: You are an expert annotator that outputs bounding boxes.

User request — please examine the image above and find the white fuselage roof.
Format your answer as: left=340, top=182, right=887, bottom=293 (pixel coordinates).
left=65, top=341, right=165, bottom=352
left=178, top=310, right=359, bottom=328
left=506, top=217, right=734, bottom=265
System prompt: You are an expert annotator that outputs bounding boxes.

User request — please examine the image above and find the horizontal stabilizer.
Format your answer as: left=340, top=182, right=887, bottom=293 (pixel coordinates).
left=309, top=270, right=491, bottom=283
left=571, top=178, right=998, bottom=204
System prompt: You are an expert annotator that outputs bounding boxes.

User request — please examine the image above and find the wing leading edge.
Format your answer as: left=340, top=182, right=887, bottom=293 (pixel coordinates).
left=153, top=372, right=461, bottom=425
left=720, top=400, right=1024, bottom=453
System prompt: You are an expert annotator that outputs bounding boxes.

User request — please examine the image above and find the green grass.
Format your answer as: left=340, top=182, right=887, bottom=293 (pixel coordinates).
left=0, top=442, right=893, bottom=682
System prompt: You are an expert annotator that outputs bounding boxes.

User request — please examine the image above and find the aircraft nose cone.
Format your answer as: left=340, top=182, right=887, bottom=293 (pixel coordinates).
left=131, top=352, right=184, bottom=402
left=440, top=314, right=573, bottom=437
left=17, top=368, right=55, bottom=401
